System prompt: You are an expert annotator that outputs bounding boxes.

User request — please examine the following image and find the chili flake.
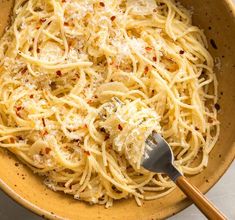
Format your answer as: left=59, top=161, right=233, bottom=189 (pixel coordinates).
left=118, top=124, right=123, bottom=131
left=144, top=66, right=149, bottom=74
left=100, top=127, right=106, bottom=132
left=16, top=106, right=23, bottom=113
left=104, top=134, right=110, bottom=141
left=42, top=118, right=46, bottom=127
left=111, top=16, right=116, bottom=21
left=45, top=147, right=51, bottom=154
left=84, top=150, right=90, bottom=156
left=21, top=68, right=27, bottom=74
left=39, top=150, right=44, bottom=156
left=10, top=137, right=15, bottom=143
left=56, top=70, right=62, bottom=76
left=145, top=47, right=152, bottom=51
left=40, top=18, right=46, bottom=23
left=41, top=130, right=48, bottom=136
left=99, top=2, right=105, bottom=7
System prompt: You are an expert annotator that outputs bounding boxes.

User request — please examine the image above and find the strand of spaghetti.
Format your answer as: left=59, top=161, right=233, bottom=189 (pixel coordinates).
left=18, top=52, right=92, bottom=68
left=145, top=187, right=176, bottom=200
left=101, top=141, right=107, bottom=167
left=89, top=155, right=137, bottom=195
left=33, top=17, right=56, bottom=60
left=42, top=30, right=64, bottom=45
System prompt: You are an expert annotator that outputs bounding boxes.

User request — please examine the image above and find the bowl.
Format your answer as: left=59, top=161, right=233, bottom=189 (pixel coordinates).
left=0, top=0, right=234, bottom=219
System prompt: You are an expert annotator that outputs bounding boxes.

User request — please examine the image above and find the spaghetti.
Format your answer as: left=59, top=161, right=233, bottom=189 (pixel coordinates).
left=0, top=0, right=219, bottom=207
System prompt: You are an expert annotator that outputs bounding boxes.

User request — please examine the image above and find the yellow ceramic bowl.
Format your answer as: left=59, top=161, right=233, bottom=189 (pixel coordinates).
left=0, top=0, right=235, bottom=219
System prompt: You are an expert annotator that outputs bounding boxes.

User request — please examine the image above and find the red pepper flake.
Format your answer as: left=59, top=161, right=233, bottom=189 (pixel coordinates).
left=112, top=186, right=122, bottom=194
left=56, top=70, right=62, bottom=76
left=37, top=48, right=40, bottom=53
left=99, top=2, right=105, bottom=7
left=18, top=136, right=23, bottom=141
left=104, top=134, right=110, bottom=141
left=64, top=22, right=69, bottom=26
left=62, top=0, right=66, bottom=2
left=16, top=106, right=22, bottom=112
left=40, top=18, right=46, bottom=23
left=145, top=47, right=152, bottom=51
left=42, top=130, right=48, bottom=136
left=153, top=8, right=157, bottom=12
left=84, top=150, right=90, bottom=156
left=144, top=66, right=149, bottom=74
left=45, top=147, right=51, bottom=154
left=39, top=150, right=44, bottom=156
left=15, top=162, right=19, bottom=167
left=30, top=94, right=34, bottom=98
left=84, top=124, right=88, bottom=128
left=110, top=16, right=116, bottom=21
left=10, top=137, right=15, bottom=143
left=179, top=50, right=185, bottom=54
left=152, top=56, right=157, bottom=62
left=21, top=68, right=27, bottom=74
left=118, top=124, right=123, bottom=131
left=42, top=118, right=46, bottom=127
left=36, top=25, right=40, bottom=30
left=100, top=127, right=106, bottom=132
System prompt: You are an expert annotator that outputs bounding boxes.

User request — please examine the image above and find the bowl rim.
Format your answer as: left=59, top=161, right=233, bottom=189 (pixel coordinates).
left=0, top=0, right=235, bottom=219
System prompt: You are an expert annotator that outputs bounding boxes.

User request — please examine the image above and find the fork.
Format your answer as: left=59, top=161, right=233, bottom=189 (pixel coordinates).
left=142, top=131, right=226, bottom=220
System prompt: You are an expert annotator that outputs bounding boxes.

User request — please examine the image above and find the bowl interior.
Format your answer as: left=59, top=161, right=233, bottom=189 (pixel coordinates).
left=0, top=0, right=235, bottom=219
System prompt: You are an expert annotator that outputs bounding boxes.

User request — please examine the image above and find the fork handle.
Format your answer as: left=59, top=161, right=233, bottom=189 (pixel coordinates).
left=176, top=176, right=227, bottom=220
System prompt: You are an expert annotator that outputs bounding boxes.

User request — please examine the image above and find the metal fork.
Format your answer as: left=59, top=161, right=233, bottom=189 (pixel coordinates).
left=142, top=131, right=226, bottom=220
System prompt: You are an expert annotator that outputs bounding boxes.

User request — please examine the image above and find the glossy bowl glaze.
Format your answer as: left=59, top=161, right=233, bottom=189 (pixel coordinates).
left=0, top=0, right=234, bottom=219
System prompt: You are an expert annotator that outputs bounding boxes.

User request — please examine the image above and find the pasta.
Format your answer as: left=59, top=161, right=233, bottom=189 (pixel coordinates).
left=0, top=0, right=219, bottom=207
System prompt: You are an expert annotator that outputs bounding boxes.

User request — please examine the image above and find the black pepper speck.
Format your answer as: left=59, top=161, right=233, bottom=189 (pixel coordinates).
left=210, top=39, right=218, bottom=49
left=214, top=103, right=220, bottom=111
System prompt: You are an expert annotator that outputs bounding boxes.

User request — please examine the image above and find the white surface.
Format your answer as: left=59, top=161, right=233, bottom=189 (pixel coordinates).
left=0, top=161, right=234, bottom=219
left=169, top=162, right=235, bottom=220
